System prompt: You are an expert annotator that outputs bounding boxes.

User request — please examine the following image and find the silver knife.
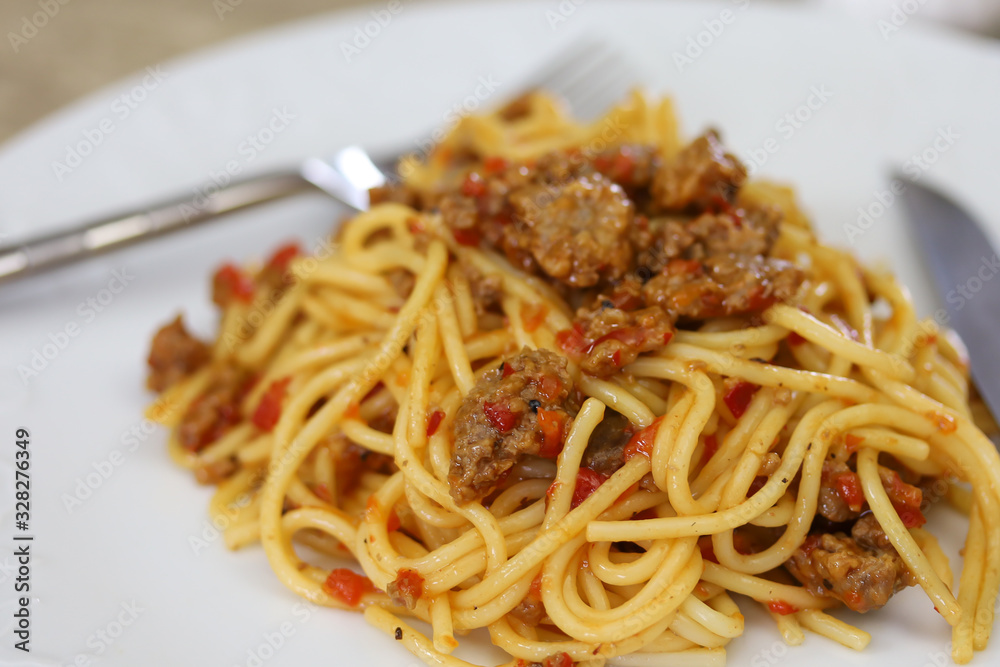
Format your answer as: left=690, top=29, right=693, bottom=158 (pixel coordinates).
left=897, top=175, right=1000, bottom=423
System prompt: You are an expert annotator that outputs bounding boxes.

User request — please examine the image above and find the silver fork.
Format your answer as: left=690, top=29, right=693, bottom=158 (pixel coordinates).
left=0, top=40, right=636, bottom=284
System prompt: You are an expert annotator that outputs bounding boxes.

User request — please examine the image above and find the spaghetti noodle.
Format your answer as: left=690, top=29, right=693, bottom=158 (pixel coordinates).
left=146, top=91, right=1000, bottom=666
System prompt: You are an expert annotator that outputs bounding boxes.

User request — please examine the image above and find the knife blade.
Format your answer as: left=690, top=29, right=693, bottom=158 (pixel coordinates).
left=897, top=175, right=1000, bottom=424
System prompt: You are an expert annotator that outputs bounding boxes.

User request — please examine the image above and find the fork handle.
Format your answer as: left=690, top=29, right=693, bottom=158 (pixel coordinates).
left=0, top=171, right=311, bottom=284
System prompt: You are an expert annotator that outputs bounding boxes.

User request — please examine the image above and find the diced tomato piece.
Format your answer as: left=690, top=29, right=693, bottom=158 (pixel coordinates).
left=537, top=409, right=568, bottom=458
left=542, top=653, right=574, bottom=667
left=461, top=172, right=487, bottom=198
left=529, top=573, right=543, bottom=597
left=555, top=323, right=589, bottom=357
left=521, top=302, right=548, bottom=333
left=588, top=327, right=646, bottom=353
left=700, top=434, right=719, bottom=467
left=894, top=503, right=926, bottom=528
left=426, top=409, right=445, bottom=437
left=799, top=534, right=821, bottom=554
left=452, top=227, right=481, bottom=246
left=623, top=417, right=664, bottom=461
left=391, top=568, right=424, bottom=604
left=251, top=377, right=292, bottom=431
left=323, top=568, right=374, bottom=607
left=787, top=331, right=806, bottom=347
left=212, top=263, right=255, bottom=305
left=571, top=468, right=609, bottom=509
left=885, top=470, right=926, bottom=528
left=483, top=156, right=508, bottom=175
left=843, top=433, right=864, bottom=454
left=723, top=381, right=758, bottom=420
left=484, top=401, right=519, bottom=432
left=387, top=510, right=401, bottom=533
left=834, top=471, right=865, bottom=512
left=266, top=242, right=301, bottom=274
left=767, top=600, right=799, bottom=615
left=608, top=289, right=643, bottom=311
left=537, top=374, right=562, bottom=402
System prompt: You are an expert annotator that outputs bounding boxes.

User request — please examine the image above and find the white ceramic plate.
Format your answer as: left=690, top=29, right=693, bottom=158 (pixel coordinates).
left=2, top=2, right=999, bottom=665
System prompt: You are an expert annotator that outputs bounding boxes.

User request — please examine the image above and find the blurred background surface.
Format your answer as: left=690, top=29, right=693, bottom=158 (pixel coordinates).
left=1, top=0, right=998, bottom=145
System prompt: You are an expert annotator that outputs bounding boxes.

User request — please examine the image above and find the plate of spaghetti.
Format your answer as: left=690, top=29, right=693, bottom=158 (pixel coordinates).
left=4, top=3, right=1000, bottom=667
left=145, top=89, right=1000, bottom=667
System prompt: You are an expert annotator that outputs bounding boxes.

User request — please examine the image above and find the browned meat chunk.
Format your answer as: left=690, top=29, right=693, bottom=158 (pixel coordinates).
left=147, top=316, right=211, bottom=392
left=785, top=529, right=916, bottom=613
left=507, top=174, right=634, bottom=287
left=581, top=410, right=633, bottom=476
left=816, top=460, right=861, bottom=523
left=449, top=348, right=573, bottom=503
left=510, top=593, right=546, bottom=626
left=590, top=144, right=660, bottom=191
left=559, top=304, right=675, bottom=376
left=178, top=365, right=252, bottom=451
left=652, top=131, right=746, bottom=211
left=851, top=513, right=894, bottom=552
left=641, top=254, right=801, bottom=321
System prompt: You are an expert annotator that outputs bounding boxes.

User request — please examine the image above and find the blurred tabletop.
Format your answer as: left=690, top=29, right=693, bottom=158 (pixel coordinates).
left=0, top=0, right=368, bottom=145
left=1, top=0, right=997, bottom=147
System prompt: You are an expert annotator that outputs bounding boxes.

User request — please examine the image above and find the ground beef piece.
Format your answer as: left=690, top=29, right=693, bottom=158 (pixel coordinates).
left=591, top=144, right=660, bottom=191
left=785, top=530, right=916, bottom=613
left=652, top=130, right=747, bottom=212
left=510, top=594, right=546, bottom=626
left=851, top=513, right=893, bottom=552
left=581, top=410, right=633, bottom=477
left=178, top=365, right=252, bottom=451
left=329, top=436, right=397, bottom=499
left=641, top=254, right=802, bottom=321
left=449, top=348, right=573, bottom=503
left=684, top=212, right=774, bottom=259
left=146, top=316, right=211, bottom=392
left=816, top=460, right=861, bottom=523
left=507, top=174, right=634, bottom=288
left=439, top=193, right=479, bottom=236
left=561, top=305, right=675, bottom=376
left=631, top=215, right=696, bottom=275
left=461, top=261, right=503, bottom=317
